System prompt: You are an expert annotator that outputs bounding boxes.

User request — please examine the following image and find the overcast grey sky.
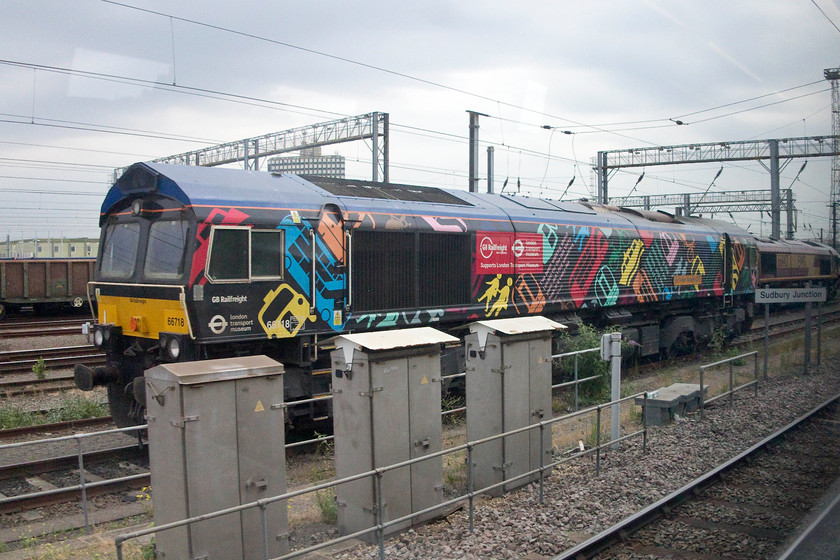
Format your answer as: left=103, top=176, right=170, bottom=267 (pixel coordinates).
left=1, top=0, right=839, bottom=241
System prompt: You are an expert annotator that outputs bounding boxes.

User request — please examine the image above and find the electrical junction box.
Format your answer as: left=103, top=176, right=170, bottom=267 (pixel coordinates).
left=465, top=316, right=565, bottom=497
left=145, top=356, right=288, bottom=560
left=329, top=327, right=458, bottom=541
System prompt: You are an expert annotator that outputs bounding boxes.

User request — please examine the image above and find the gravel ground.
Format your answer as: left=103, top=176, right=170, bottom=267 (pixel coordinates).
left=326, top=362, right=840, bottom=560
left=0, top=331, right=106, bottom=414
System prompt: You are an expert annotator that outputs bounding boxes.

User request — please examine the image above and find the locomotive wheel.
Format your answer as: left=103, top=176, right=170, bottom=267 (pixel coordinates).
left=108, top=383, right=142, bottom=427
left=667, top=331, right=695, bottom=358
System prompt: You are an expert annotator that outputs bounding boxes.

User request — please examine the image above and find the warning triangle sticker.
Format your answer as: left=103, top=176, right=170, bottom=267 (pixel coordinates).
left=254, top=400, right=265, bottom=412
left=420, top=375, right=429, bottom=385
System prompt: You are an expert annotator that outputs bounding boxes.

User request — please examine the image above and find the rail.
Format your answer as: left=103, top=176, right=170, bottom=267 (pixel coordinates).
left=0, top=424, right=147, bottom=532
left=699, top=350, right=759, bottom=418
left=555, top=391, right=840, bottom=560
left=114, top=391, right=649, bottom=560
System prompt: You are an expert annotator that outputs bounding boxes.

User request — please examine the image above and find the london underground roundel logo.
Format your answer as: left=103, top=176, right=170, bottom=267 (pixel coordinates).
left=512, top=239, right=524, bottom=258
left=209, top=315, right=228, bottom=334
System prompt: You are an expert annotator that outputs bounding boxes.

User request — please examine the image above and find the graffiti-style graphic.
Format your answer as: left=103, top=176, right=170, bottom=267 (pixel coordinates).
left=538, top=223, right=560, bottom=264
left=259, top=284, right=316, bottom=338
left=422, top=216, right=468, bottom=232
left=513, top=274, right=546, bottom=315
left=594, top=265, right=619, bottom=307
left=569, top=228, right=608, bottom=307
left=385, top=215, right=410, bottom=230
left=350, top=309, right=446, bottom=330
left=661, top=231, right=680, bottom=265
left=620, top=239, right=646, bottom=286
left=468, top=221, right=755, bottom=318
left=542, top=234, right=575, bottom=299
left=632, top=269, right=657, bottom=303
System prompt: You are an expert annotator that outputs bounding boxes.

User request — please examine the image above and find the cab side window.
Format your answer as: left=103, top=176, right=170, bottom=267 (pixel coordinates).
left=207, top=228, right=249, bottom=281
left=206, top=226, right=285, bottom=282
left=251, top=230, right=285, bottom=278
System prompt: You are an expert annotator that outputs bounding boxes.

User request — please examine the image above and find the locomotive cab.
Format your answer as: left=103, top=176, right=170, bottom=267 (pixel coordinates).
left=75, top=165, right=197, bottom=426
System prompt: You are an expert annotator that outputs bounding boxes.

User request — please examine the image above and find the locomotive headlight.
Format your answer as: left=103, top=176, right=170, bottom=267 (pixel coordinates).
left=93, top=328, right=104, bottom=347
left=131, top=199, right=143, bottom=216
left=167, top=337, right=181, bottom=360
left=160, top=333, right=191, bottom=362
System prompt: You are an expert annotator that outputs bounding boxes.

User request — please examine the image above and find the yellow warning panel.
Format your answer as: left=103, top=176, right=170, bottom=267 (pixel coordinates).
left=254, top=400, right=265, bottom=412
left=420, top=375, right=429, bottom=385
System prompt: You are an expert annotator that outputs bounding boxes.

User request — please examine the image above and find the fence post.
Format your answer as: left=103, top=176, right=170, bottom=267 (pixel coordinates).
left=375, top=472, right=385, bottom=560
left=729, top=361, right=734, bottom=408
left=764, top=303, right=769, bottom=380
left=642, top=393, right=648, bottom=453
left=817, top=302, right=823, bottom=366
left=754, top=352, right=759, bottom=398
left=574, top=354, right=579, bottom=411
left=260, top=502, right=269, bottom=560
left=467, top=445, right=475, bottom=533
left=595, top=406, right=602, bottom=477
left=76, top=435, right=90, bottom=533
left=699, top=367, right=705, bottom=419
left=609, top=333, right=622, bottom=450
left=538, top=423, right=545, bottom=504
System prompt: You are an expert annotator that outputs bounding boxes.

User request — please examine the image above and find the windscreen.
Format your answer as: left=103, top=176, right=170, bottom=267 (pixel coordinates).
left=99, top=222, right=140, bottom=279
left=145, top=219, right=190, bottom=279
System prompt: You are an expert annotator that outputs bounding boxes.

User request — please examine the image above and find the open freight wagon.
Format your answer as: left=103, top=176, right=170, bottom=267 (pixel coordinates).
left=0, top=258, right=95, bottom=319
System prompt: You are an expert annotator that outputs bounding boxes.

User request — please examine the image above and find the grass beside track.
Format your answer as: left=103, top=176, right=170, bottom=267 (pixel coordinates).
left=0, top=395, right=108, bottom=430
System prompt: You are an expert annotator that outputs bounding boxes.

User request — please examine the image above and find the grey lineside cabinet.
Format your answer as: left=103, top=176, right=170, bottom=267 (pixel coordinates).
left=465, top=316, right=566, bottom=497
left=329, top=327, right=459, bottom=541
left=145, top=356, right=289, bottom=560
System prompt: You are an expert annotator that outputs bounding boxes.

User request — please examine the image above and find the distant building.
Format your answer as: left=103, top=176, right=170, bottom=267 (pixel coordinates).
left=267, top=147, right=345, bottom=178
left=1, top=237, right=99, bottom=259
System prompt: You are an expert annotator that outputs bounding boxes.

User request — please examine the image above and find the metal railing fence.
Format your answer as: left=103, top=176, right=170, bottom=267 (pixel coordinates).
left=114, top=391, right=649, bottom=560
left=699, top=350, right=759, bottom=418
left=551, top=347, right=603, bottom=411
left=0, top=424, right=148, bottom=533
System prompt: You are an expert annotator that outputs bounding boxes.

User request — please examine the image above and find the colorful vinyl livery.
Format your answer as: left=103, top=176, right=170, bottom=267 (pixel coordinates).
left=72, top=162, right=824, bottom=427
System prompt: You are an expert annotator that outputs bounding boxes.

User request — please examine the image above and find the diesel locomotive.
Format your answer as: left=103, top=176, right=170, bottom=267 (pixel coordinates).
left=76, top=162, right=770, bottom=427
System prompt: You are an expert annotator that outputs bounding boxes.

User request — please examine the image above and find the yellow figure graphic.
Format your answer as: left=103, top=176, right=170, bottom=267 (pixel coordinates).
left=690, top=256, right=706, bottom=290
left=488, top=278, right=513, bottom=317
left=478, top=274, right=502, bottom=312
left=619, top=239, right=645, bottom=286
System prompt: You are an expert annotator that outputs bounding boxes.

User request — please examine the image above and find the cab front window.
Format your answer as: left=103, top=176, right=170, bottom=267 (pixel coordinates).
left=100, top=222, right=140, bottom=279
left=145, top=219, right=190, bottom=279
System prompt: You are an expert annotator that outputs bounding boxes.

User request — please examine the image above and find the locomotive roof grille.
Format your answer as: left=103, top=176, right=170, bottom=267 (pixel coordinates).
left=306, top=177, right=472, bottom=206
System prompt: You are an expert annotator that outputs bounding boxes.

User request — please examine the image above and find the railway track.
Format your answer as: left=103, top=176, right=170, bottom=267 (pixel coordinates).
left=0, top=443, right=148, bottom=514
left=0, top=317, right=88, bottom=338
left=0, top=346, right=105, bottom=397
left=557, top=394, right=840, bottom=559
left=0, top=345, right=105, bottom=375
left=0, top=416, right=114, bottom=441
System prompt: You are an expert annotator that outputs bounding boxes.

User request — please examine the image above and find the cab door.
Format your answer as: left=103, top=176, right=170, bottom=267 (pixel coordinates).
left=723, top=234, right=733, bottom=305
left=313, top=203, right=346, bottom=330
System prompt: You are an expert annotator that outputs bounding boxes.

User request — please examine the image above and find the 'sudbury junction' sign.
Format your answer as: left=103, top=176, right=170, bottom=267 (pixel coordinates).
left=755, top=285, right=825, bottom=379
left=755, top=287, right=827, bottom=303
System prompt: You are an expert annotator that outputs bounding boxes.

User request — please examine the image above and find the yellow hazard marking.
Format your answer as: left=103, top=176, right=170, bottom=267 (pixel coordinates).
left=420, top=375, right=428, bottom=385
left=254, top=400, right=265, bottom=412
